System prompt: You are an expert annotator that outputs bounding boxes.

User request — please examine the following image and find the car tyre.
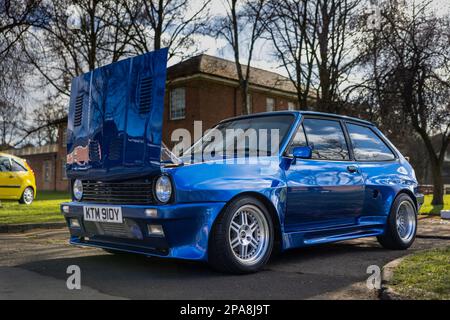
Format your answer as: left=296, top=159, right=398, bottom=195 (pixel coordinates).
left=19, top=187, right=34, bottom=205
left=209, top=196, right=274, bottom=274
left=377, top=193, right=417, bottom=250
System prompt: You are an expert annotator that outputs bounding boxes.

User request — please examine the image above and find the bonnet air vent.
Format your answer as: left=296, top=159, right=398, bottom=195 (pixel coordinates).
left=74, top=95, right=84, bottom=127
left=139, top=77, right=153, bottom=115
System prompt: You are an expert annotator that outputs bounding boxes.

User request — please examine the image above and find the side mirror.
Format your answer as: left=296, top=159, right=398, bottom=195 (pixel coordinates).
left=292, top=146, right=312, bottom=159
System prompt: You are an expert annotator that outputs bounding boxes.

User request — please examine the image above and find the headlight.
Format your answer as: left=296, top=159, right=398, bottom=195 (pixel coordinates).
left=155, top=175, right=172, bottom=204
left=73, top=179, right=83, bottom=201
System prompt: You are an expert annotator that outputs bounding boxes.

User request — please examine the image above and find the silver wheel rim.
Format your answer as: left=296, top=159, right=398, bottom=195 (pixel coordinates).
left=396, top=201, right=416, bottom=243
left=228, top=204, right=269, bottom=266
left=23, top=188, right=33, bottom=204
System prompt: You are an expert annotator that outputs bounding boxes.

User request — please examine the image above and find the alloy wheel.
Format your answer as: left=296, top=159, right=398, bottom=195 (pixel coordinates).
left=23, top=188, right=34, bottom=205
left=228, top=204, right=270, bottom=266
left=396, top=201, right=416, bottom=243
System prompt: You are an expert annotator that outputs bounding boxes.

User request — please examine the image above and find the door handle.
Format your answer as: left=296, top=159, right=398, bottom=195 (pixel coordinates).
left=9, top=175, right=14, bottom=179
left=347, top=166, right=358, bottom=174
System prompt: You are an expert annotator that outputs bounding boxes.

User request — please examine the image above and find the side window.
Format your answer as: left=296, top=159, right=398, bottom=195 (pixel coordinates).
left=11, top=159, right=27, bottom=172
left=346, top=123, right=396, bottom=161
left=287, top=124, right=307, bottom=155
left=0, top=157, right=11, bottom=172
left=303, top=119, right=350, bottom=160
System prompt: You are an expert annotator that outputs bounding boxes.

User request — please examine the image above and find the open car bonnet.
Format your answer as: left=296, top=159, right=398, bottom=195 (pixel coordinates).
left=66, top=48, right=168, bottom=181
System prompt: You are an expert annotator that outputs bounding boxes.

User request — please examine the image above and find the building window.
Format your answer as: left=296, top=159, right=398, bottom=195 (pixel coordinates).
left=246, top=94, right=253, bottom=114
left=266, top=98, right=275, bottom=112
left=170, top=87, right=186, bottom=120
left=43, top=160, right=52, bottom=182
left=61, top=160, right=67, bottom=180
left=288, top=102, right=296, bottom=111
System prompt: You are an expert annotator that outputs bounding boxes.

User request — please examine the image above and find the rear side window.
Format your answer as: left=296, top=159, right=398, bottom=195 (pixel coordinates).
left=346, top=123, right=396, bottom=161
left=303, top=119, right=350, bottom=160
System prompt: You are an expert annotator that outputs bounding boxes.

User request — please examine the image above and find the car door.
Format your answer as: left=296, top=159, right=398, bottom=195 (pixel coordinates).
left=344, top=122, right=399, bottom=218
left=284, top=118, right=365, bottom=232
left=0, top=156, right=22, bottom=199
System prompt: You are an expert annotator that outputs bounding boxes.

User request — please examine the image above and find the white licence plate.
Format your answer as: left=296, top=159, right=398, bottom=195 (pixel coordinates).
left=83, top=206, right=123, bottom=224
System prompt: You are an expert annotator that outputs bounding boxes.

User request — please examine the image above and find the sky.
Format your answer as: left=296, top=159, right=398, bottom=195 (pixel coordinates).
left=187, top=0, right=450, bottom=74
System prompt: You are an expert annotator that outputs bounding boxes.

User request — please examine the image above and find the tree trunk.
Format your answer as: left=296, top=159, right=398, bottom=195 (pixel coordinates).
left=154, top=0, right=164, bottom=51
left=240, top=80, right=250, bottom=115
left=415, top=127, right=445, bottom=206
left=431, top=164, right=444, bottom=206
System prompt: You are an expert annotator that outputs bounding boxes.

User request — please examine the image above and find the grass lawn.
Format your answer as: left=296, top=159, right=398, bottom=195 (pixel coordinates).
left=419, top=195, right=450, bottom=215
left=0, top=191, right=70, bottom=225
left=390, top=247, right=450, bottom=300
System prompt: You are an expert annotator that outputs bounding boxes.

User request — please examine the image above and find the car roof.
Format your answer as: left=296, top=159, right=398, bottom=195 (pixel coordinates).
left=220, top=111, right=374, bottom=126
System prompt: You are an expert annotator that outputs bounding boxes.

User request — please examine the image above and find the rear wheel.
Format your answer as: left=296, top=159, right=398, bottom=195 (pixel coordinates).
left=209, top=196, right=274, bottom=274
left=19, top=187, right=34, bottom=205
left=377, top=193, right=417, bottom=250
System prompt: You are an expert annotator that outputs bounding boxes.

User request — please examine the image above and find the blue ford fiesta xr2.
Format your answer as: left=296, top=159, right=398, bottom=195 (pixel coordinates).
left=62, top=49, right=424, bottom=274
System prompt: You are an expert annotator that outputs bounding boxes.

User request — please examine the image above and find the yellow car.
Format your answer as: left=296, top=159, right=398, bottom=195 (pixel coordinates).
left=0, top=153, right=36, bottom=205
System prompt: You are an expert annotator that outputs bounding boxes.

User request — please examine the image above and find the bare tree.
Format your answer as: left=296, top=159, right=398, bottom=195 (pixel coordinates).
left=0, top=1, right=45, bottom=149
left=359, top=1, right=450, bottom=205
left=0, top=100, right=24, bottom=150
left=0, top=0, right=43, bottom=57
left=120, top=0, right=211, bottom=60
left=265, top=0, right=360, bottom=112
left=208, top=0, right=267, bottom=115
left=264, top=0, right=317, bottom=110
left=22, top=0, right=140, bottom=97
left=312, top=0, right=361, bottom=112
left=32, top=101, right=66, bottom=145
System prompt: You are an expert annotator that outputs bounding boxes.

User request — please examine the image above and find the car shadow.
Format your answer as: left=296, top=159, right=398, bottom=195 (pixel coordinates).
left=15, top=238, right=403, bottom=300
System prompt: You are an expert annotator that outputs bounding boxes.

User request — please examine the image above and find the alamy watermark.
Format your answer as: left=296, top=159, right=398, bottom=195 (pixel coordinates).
left=366, top=265, right=382, bottom=290
left=66, top=265, right=81, bottom=290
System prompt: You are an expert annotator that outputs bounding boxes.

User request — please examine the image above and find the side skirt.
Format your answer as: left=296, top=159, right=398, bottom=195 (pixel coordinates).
left=282, top=218, right=386, bottom=250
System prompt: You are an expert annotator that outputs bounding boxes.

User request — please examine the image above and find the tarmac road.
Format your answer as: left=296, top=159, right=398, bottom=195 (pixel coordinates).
left=0, top=219, right=448, bottom=300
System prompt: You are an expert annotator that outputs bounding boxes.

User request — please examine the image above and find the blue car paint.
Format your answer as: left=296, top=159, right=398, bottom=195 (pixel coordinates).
left=67, top=48, right=168, bottom=181
left=62, top=49, right=423, bottom=262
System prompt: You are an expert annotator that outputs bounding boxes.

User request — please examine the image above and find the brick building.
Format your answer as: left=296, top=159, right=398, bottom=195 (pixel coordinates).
left=6, top=54, right=299, bottom=191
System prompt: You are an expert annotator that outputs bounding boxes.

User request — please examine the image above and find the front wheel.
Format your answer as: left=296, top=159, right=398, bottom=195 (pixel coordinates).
left=19, top=187, right=34, bottom=205
left=209, top=197, right=274, bottom=274
left=377, top=193, right=417, bottom=250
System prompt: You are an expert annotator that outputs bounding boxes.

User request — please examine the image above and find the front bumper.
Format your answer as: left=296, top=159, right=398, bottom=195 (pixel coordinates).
left=61, top=202, right=226, bottom=261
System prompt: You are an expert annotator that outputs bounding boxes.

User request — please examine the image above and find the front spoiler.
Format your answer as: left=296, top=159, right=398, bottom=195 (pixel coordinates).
left=62, top=202, right=226, bottom=261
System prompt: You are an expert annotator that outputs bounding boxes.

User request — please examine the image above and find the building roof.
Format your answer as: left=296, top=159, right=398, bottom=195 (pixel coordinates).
left=5, top=144, right=58, bottom=157
left=167, top=54, right=297, bottom=95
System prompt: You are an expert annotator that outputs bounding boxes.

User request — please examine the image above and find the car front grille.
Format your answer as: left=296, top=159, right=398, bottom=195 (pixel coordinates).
left=83, top=219, right=144, bottom=240
left=82, top=180, right=155, bottom=205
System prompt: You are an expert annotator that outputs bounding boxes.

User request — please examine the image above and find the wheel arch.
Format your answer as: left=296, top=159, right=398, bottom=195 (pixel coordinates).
left=211, top=191, right=283, bottom=251
left=396, top=188, right=419, bottom=211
